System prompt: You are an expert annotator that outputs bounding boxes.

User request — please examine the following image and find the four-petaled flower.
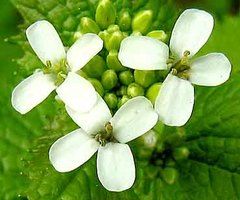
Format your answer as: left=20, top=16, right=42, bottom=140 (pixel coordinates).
left=49, top=95, right=158, bottom=192
left=11, top=20, right=103, bottom=114
left=118, top=9, right=231, bottom=126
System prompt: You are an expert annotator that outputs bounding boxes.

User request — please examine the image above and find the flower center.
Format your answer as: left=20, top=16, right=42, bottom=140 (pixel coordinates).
left=94, top=122, right=116, bottom=146
left=43, top=59, right=68, bottom=86
left=171, top=50, right=191, bottom=80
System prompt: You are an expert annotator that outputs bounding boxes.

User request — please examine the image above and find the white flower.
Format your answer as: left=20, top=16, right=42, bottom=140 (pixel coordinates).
left=118, top=9, right=231, bottom=127
left=11, top=20, right=103, bottom=114
left=49, top=95, right=158, bottom=192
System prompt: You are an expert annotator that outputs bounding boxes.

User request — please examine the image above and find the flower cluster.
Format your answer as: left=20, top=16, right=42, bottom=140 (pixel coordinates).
left=11, top=8, right=231, bottom=192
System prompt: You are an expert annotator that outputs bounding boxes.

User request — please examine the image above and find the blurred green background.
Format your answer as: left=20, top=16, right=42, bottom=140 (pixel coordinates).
left=0, top=0, right=240, bottom=199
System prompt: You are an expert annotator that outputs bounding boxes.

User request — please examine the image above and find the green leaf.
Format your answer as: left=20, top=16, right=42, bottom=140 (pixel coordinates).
left=198, top=16, right=240, bottom=73
left=7, top=0, right=240, bottom=199
left=0, top=1, right=31, bottom=199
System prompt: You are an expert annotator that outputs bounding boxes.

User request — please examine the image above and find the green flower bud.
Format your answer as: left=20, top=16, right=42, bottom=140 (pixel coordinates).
left=104, top=93, right=118, bottom=109
left=173, top=147, right=190, bottom=160
left=106, top=31, right=125, bottom=51
left=146, top=83, right=161, bottom=104
left=88, top=78, right=104, bottom=97
left=160, top=167, right=179, bottom=185
left=107, top=24, right=120, bottom=33
left=106, top=50, right=126, bottom=72
left=116, top=86, right=127, bottom=96
left=73, top=32, right=82, bottom=41
left=165, top=128, right=186, bottom=146
left=147, top=30, right=167, bottom=42
left=145, top=165, right=159, bottom=179
left=132, top=10, right=153, bottom=34
left=165, top=159, right=176, bottom=167
left=95, top=0, right=116, bottom=30
left=156, top=142, right=165, bottom=153
left=118, top=95, right=130, bottom=108
left=133, top=130, right=158, bottom=159
left=140, top=130, right=158, bottom=149
left=101, top=69, right=118, bottom=90
left=77, top=70, right=88, bottom=79
left=63, top=16, right=77, bottom=31
left=127, top=83, right=144, bottom=97
left=98, top=30, right=110, bottom=43
left=119, top=70, right=134, bottom=85
left=131, top=31, right=142, bottom=36
left=118, top=10, right=131, bottom=31
left=79, top=17, right=100, bottom=34
left=82, top=55, right=106, bottom=78
left=134, top=70, right=158, bottom=88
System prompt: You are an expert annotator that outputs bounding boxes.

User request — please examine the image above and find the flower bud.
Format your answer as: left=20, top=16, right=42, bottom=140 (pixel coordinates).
left=146, top=83, right=161, bottom=104
left=147, top=30, right=167, bottom=42
left=73, top=32, right=83, bottom=41
left=134, top=70, right=158, bottom=88
left=133, top=130, right=158, bottom=159
left=106, top=50, right=126, bottom=72
left=98, top=30, right=110, bottom=43
left=165, top=159, right=176, bottom=167
left=117, top=95, right=130, bottom=108
left=116, top=86, right=127, bottom=96
left=131, top=31, right=142, bottom=36
left=64, top=16, right=77, bottom=31
left=107, top=24, right=120, bottom=33
left=119, top=70, right=134, bottom=85
left=132, top=10, right=153, bottom=34
left=156, top=143, right=165, bottom=153
left=88, top=78, right=104, bottom=97
left=95, top=0, right=116, bottom=29
left=101, top=69, right=118, bottom=90
left=82, top=55, right=106, bottom=78
left=160, top=167, right=179, bottom=185
left=165, top=128, right=186, bottom=146
left=118, top=10, right=131, bottom=31
left=106, top=31, right=125, bottom=51
left=173, top=147, right=190, bottom=160
left=104, top=93, right=118, bottom=109
left=127, top=83, right=144, bottom=97
left=79, top=17, right=100, bottom=34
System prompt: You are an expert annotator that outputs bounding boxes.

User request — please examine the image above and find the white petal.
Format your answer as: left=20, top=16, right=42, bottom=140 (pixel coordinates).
left=189, top=53, right=231, bottom=86
left=110, top=96, right=158, bottom=143
left=170, top=9, right=214, bottom=59
left=155, top=74, right=194, bottom=126
left=67, top=33, right=103, bottom=72
left=66, top=94, right=112, bottom=135
left=97, top=143, right=135, bottom=192
left=118, top=36, right=169, bottom=70
left=56, top=72, right=98, bottom=112
left=26, top=20, right=66, bottom=65
left=11, top=71, right=56, bottom=114
left=49, top=128, right=99, bottom=172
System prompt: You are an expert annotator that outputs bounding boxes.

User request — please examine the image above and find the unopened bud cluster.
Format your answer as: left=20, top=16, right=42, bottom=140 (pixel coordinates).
left=133, top=122, right=190, bottom=184
left=74, top=0, right=167, bottom=112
